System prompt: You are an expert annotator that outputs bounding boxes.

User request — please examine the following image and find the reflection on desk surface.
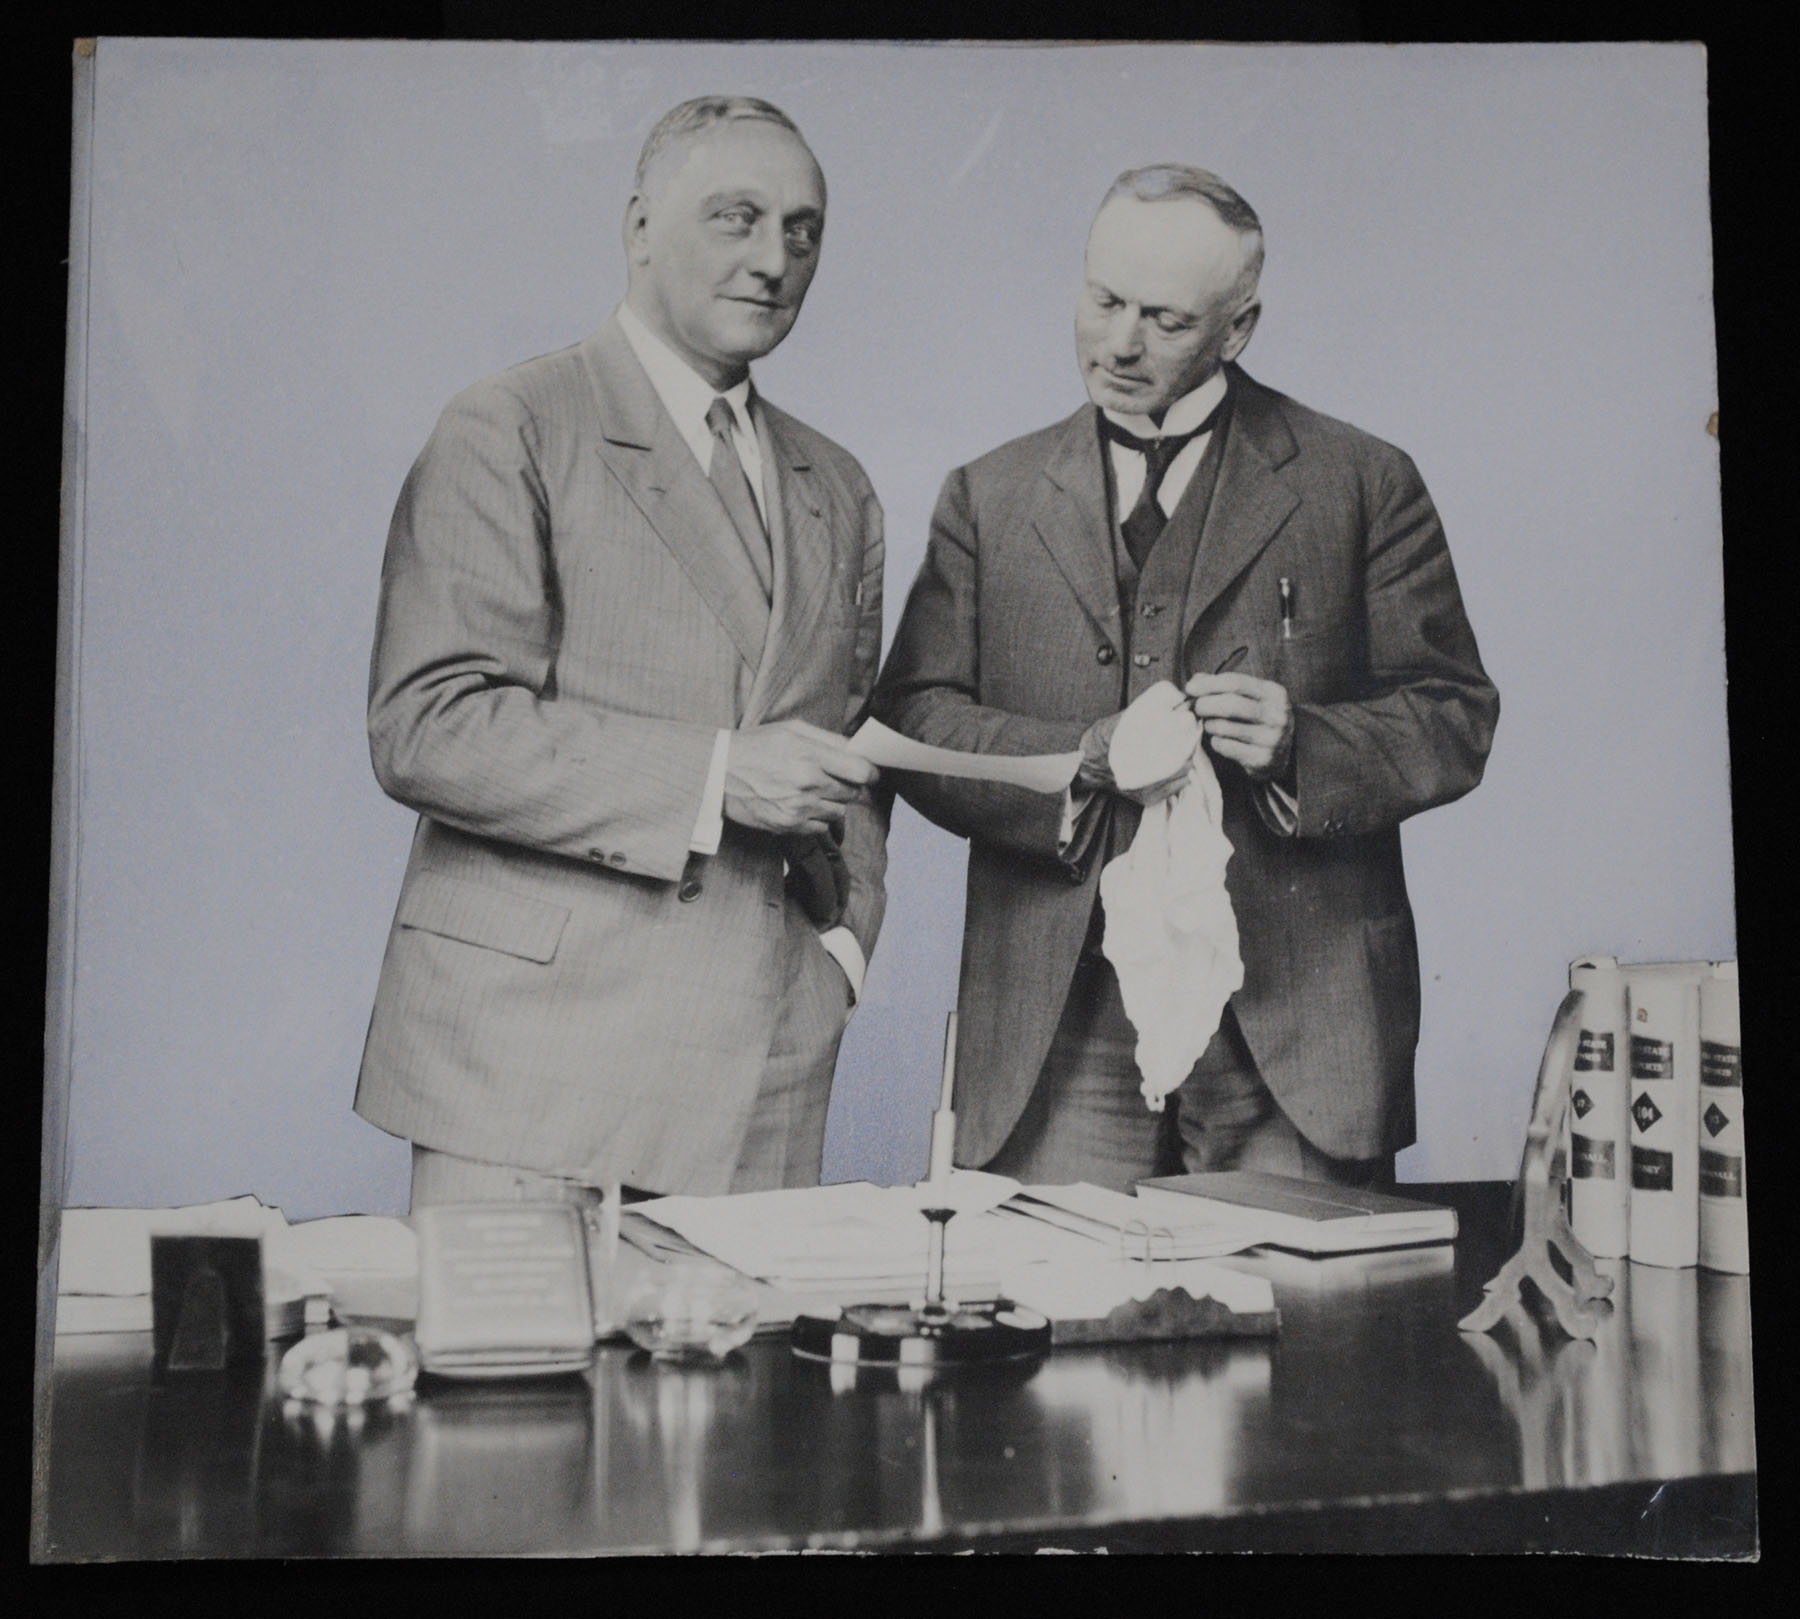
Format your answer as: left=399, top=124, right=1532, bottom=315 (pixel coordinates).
left=38, top=1186, right=1756, bottom=1559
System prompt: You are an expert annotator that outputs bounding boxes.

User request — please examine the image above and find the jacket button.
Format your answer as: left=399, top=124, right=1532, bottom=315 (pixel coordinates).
left=588, top=848, right=607, bottom=862
left=678, top=878, right=703, bottom=902
left=1096, top=644, right=1116, bottom=665
left=608, top=851, right=628, bottom=867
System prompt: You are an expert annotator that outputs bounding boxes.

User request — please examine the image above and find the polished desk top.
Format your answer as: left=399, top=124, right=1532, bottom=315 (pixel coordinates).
left=35, top=1184, right=1757, bottom=1558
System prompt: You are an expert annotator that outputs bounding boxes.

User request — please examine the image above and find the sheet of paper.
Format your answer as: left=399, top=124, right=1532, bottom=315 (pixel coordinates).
left=848, top=719, right=1081, bottom=794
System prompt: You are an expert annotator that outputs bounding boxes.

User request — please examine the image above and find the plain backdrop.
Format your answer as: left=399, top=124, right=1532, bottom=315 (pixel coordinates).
left=52, top=38, right=1729, bottom=1217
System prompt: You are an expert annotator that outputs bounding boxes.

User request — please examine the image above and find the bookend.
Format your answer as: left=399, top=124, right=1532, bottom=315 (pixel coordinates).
left=1458, top=988, right=1615, bottom=1342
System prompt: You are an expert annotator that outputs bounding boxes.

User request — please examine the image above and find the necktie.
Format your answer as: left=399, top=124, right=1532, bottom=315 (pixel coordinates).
left=1104, top=402, right=1224, bottom=569
left=706, top=396, right=772, bottom=600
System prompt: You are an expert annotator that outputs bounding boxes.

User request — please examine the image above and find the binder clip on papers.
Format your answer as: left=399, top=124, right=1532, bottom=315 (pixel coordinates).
left=789, top=1012, right=1054, bottom=1372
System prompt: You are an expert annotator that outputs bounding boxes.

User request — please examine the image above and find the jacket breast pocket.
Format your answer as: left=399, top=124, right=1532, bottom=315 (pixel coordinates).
left=1272, top=622, right=1355, bottom=702
left=397, top=870, right=571, bottom=963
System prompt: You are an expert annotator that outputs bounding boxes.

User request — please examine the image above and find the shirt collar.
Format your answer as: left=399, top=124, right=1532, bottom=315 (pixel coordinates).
left=1100, top=367, right=1229, bottom=441
left=617, top=301, right=755, bottom=437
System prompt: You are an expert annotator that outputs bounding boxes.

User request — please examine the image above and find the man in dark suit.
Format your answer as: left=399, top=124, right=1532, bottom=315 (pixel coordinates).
left=873, top=165, right=1497, bottom=1193
left=356, top=96, right=886, bottom=1208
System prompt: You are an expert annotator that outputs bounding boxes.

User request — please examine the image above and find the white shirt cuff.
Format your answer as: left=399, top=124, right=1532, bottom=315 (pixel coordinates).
left=1255, top=778, right=1299, bottom=837
left=818, top=927, right=866, bottom=1007
left=688, top=729, right=732, bottom=855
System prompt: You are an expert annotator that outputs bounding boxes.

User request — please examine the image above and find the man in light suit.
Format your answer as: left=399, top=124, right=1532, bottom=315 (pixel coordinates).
left=873, top=166, right=1497, bottom=1193
left=356, top=96, right=886, bottom=1208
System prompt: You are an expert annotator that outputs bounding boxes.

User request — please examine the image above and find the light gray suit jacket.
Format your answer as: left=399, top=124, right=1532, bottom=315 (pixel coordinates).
left=873, top=366, right=1496, bottom=1165
left=355, top=318, right=886, bottom=1194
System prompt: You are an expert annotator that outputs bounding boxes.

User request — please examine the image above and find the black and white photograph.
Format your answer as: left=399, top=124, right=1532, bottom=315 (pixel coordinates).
left=29, top=29, right=1760, bottom=1561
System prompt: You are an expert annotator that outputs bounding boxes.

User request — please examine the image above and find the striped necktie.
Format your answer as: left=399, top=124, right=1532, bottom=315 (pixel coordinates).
left=706, top=396, right=772, bottom=601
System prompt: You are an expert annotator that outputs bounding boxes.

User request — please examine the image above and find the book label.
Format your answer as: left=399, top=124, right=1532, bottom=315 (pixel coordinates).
left=1631, top=1145, right=1674, bottom=1192
left=1630, top=1034, right=1674, bottom=1080
left=1574, top=1030, right=1615, bottom=1071
left=1570, top=1133, right=1615, bottom=1180
left=1699, top=1148, right=1743, bottom=1199
left=1700, top=1040, right=1742, bottom=1087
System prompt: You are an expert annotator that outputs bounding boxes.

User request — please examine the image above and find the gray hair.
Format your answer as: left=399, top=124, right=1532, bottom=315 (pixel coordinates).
left=634, top=95, right=806, bottom=190
left=1101, top=165, right=1265, bottom=304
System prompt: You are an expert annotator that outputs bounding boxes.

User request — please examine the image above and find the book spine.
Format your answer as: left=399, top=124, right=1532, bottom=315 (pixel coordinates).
left=1698, top=961, right=1748, bottom=1273
left=1625, top=966, right=1702, bottom=1268
left=1566, top=956, right=1630, bottom=1257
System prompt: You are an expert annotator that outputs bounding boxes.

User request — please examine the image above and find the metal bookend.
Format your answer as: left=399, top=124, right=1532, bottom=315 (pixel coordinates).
left=1458, top=988, right=1615, bottom=1341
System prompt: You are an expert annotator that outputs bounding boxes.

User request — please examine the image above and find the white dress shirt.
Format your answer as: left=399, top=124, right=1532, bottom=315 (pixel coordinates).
left=617, top=302, right=865, bottom=1002
left=1062, top=368, right=1299, bottom=846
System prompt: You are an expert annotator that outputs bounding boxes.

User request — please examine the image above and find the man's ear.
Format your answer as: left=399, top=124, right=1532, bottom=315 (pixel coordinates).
left=1222, top=299, right=1261, bottom=364
left=623, top=191, right=651, bottom=268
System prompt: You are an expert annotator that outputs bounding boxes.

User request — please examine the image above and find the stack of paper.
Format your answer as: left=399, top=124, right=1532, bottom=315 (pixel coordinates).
left=54, top=1196, right=331, bottom=1336
left=632, top=1173, right=1023, bottom=1313
left=283, top=1213, right=419, bottom=1322
left=1003, top=1183, right=1268, bottom=1260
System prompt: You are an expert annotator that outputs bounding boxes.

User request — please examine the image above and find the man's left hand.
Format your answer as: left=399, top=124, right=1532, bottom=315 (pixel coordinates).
left=1185, top=671, right=1295, bottom=782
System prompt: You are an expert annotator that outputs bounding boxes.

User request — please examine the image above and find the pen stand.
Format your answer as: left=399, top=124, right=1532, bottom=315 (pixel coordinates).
left=1458, top=988, right=1614, bottom=1342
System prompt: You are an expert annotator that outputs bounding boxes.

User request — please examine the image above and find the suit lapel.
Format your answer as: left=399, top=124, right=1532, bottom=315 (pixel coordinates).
left=744, top=402, right=837, bottom=724
left=578, top=322, right=770, bottom=674
left=1029, top=409, right=1123, bottom=639
left=1181, top=368, right=1301, bottom=646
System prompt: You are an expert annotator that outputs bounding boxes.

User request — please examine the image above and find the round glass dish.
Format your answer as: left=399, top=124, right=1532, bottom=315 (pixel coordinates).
left=621, top=1258, right=759, bottom=1361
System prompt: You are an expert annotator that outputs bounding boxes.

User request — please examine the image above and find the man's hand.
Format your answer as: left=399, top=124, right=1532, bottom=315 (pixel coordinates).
left=723, top=720, right=879, bottom=838
left=1077, top=682, right=1198, bottom=805
left=1184, top=671, right=1295, bottom=782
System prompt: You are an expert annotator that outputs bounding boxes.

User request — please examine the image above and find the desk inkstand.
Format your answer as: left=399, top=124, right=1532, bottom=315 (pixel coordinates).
left=790, top=1013, right=1053, bottom=1372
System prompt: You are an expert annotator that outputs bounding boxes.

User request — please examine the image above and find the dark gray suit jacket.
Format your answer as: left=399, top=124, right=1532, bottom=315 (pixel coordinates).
left=872, top=365, right=1497, bottom=1164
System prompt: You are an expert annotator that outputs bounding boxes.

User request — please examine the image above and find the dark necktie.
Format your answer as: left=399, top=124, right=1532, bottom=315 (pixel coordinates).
left=706, top=395, right=773, bottom=600
left=1103, top=402, right=1224, bottom=569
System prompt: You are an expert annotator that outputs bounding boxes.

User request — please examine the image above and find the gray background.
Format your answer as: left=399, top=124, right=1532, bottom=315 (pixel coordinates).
left=57, top=38, right=1729, bottom=1218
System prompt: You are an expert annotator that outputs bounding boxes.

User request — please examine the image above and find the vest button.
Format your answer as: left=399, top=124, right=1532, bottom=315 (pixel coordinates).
left=678, top=878, right=703, bottom=902
left=609, top=851, right=628, bottom=867
left=1096, top=644, right=1116, bottom=665
left=1140, top=603, right=1161, bottom=617
left=1133, top=652, right=1155, bottom=668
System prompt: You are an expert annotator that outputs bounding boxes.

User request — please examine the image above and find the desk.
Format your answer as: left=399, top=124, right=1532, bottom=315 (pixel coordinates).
left=33, top=1184, right=1757, bottom=1558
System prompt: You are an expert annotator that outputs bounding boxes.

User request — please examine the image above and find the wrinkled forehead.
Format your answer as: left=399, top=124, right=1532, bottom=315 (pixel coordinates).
left=640, top=118, right=826, bottom=207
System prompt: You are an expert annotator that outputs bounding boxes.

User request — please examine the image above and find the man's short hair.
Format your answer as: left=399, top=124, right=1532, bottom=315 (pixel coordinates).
left=1102, top=165, right=1265, bottom=304
left=635, top=95, right=806, bottom=190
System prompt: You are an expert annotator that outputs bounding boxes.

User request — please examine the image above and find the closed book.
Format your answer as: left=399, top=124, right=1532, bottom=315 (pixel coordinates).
left=413, top=1204, right=595, bottom=1376
left=1698, top=960, right=1748, bottom=1273
left=1567, top=955, right=1631, bottom=1258
left=1132, top=1171, right=1457, bottom=1255
left=1625, top=963, right=1704, bottom=1268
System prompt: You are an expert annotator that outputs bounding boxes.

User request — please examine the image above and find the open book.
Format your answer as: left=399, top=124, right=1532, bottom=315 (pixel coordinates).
left=1133, top=1172, right=1458, bottom=1255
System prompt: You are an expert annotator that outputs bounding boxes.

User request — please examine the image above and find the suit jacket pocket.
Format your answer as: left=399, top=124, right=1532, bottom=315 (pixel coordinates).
left=397, top=869, right=571, bottom=963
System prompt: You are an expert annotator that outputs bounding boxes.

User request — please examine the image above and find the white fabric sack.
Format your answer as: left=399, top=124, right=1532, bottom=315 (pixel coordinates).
left=1099, top=683, right=1244, bottom=1111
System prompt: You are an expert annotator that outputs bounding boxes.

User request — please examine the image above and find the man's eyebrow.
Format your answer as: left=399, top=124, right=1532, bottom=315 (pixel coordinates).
left=698, top=189, right=763, bottom=211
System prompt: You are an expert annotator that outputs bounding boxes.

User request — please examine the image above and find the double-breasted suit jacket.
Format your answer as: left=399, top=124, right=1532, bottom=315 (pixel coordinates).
left=872, top=365, right=1496, bottom=1166
left=356, top=318, right=886, bottom=1195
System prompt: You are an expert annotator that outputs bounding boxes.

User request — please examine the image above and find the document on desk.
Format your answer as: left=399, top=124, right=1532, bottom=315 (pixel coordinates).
left=1006, top=1183, right=1268, bottom=1260
left=847, top=720, right=1082, bottom=794
left=632, top=1174, right=1025, bottom=1310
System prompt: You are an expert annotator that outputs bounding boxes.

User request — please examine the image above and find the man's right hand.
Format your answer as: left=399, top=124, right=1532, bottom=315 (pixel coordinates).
left=723, top=721, right=879, bottom=838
